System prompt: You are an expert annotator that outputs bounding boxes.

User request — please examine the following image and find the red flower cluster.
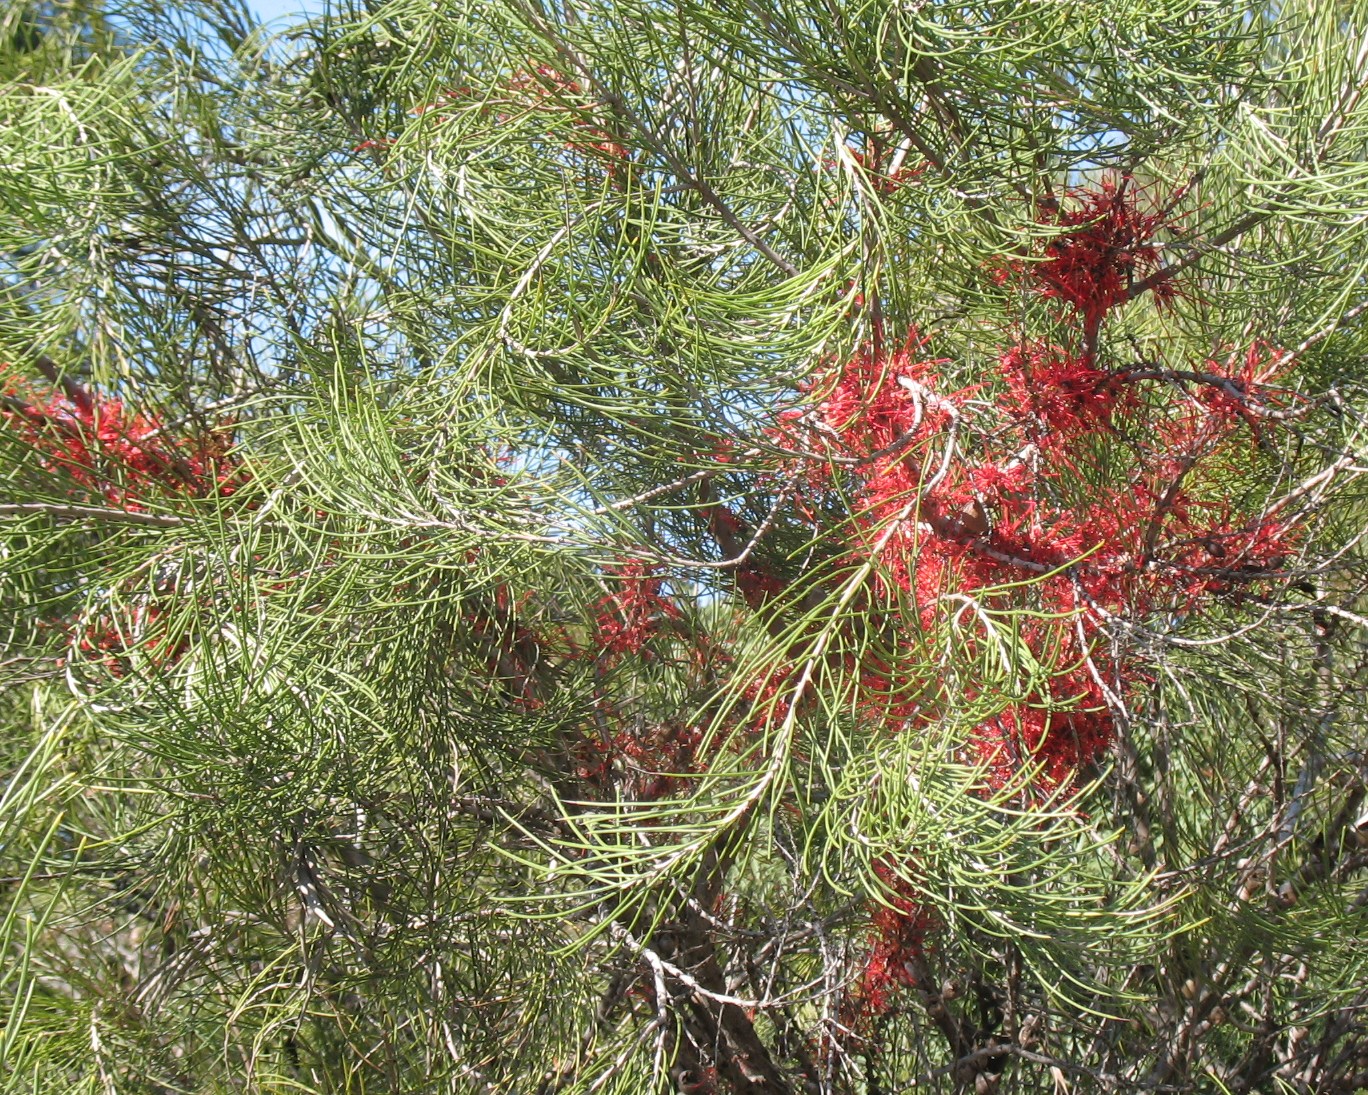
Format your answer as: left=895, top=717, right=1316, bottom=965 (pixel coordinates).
left=993, top=177, right=1182, bottom=342
left=2, top=371, right=244, bottom=509
left=999, top=342, right=1125, bottom=437
left=793, top=337, right=1132, bottom=774
left=1034, top=177, right=1178, bottom=328
left=735, top=182, right=1296, bottom=1015
left=70, top=599, right=188, bottom=676
left=4, top=370, right=246, bottom=672
left=592, top=561, right=682, bottom=656
left=967, top=666, right=1114, bottom=791
left=1193, top=341, right=1290, bottom=438
left=848, top=862, right=937, bottom=1019
left=793, top=323, right=1294, bottom=740
left=816, top=334, right=954, bottom=452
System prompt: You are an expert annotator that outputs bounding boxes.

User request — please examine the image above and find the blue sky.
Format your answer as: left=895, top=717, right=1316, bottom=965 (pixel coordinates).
left=250, top=0, right=326, bottom=25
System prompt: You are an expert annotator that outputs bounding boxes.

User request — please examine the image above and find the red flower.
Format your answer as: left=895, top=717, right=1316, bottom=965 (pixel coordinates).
left=1032, top=176, right=1178, bottom=330
left=999, top=342, right=1124, bottom=435
left=2, top=372, right=245, bottom=508
left=850, top=860, right=936, bottom=1018
left=593, top=562, right=682, bottom=655
left=817, top=332, right=952, bottom=456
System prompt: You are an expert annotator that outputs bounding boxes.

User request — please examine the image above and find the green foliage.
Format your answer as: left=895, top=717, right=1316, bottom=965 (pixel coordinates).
left=1, top=0, right=1367, bottom=1092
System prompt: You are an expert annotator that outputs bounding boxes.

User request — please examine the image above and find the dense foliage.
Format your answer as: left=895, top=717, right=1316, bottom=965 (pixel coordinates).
left=3, top=0, right=1368, bottom=1091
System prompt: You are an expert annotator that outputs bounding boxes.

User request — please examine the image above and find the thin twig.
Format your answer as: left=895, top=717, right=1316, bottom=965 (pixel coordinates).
left=0, top=502, right=193, bottom=528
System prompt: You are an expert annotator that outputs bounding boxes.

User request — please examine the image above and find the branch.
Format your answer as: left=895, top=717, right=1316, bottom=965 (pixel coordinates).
left=510, top=3, right=800, bottom=278
left=0, top=502, right=193, bottom=527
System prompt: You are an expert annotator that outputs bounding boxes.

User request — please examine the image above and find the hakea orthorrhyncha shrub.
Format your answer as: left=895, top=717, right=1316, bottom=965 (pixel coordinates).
left=2, top=368, right=246, bottom=670
left=667, top=179, right=1305, bottom=1026
left=542, top=178, right=1306, bottom=1030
